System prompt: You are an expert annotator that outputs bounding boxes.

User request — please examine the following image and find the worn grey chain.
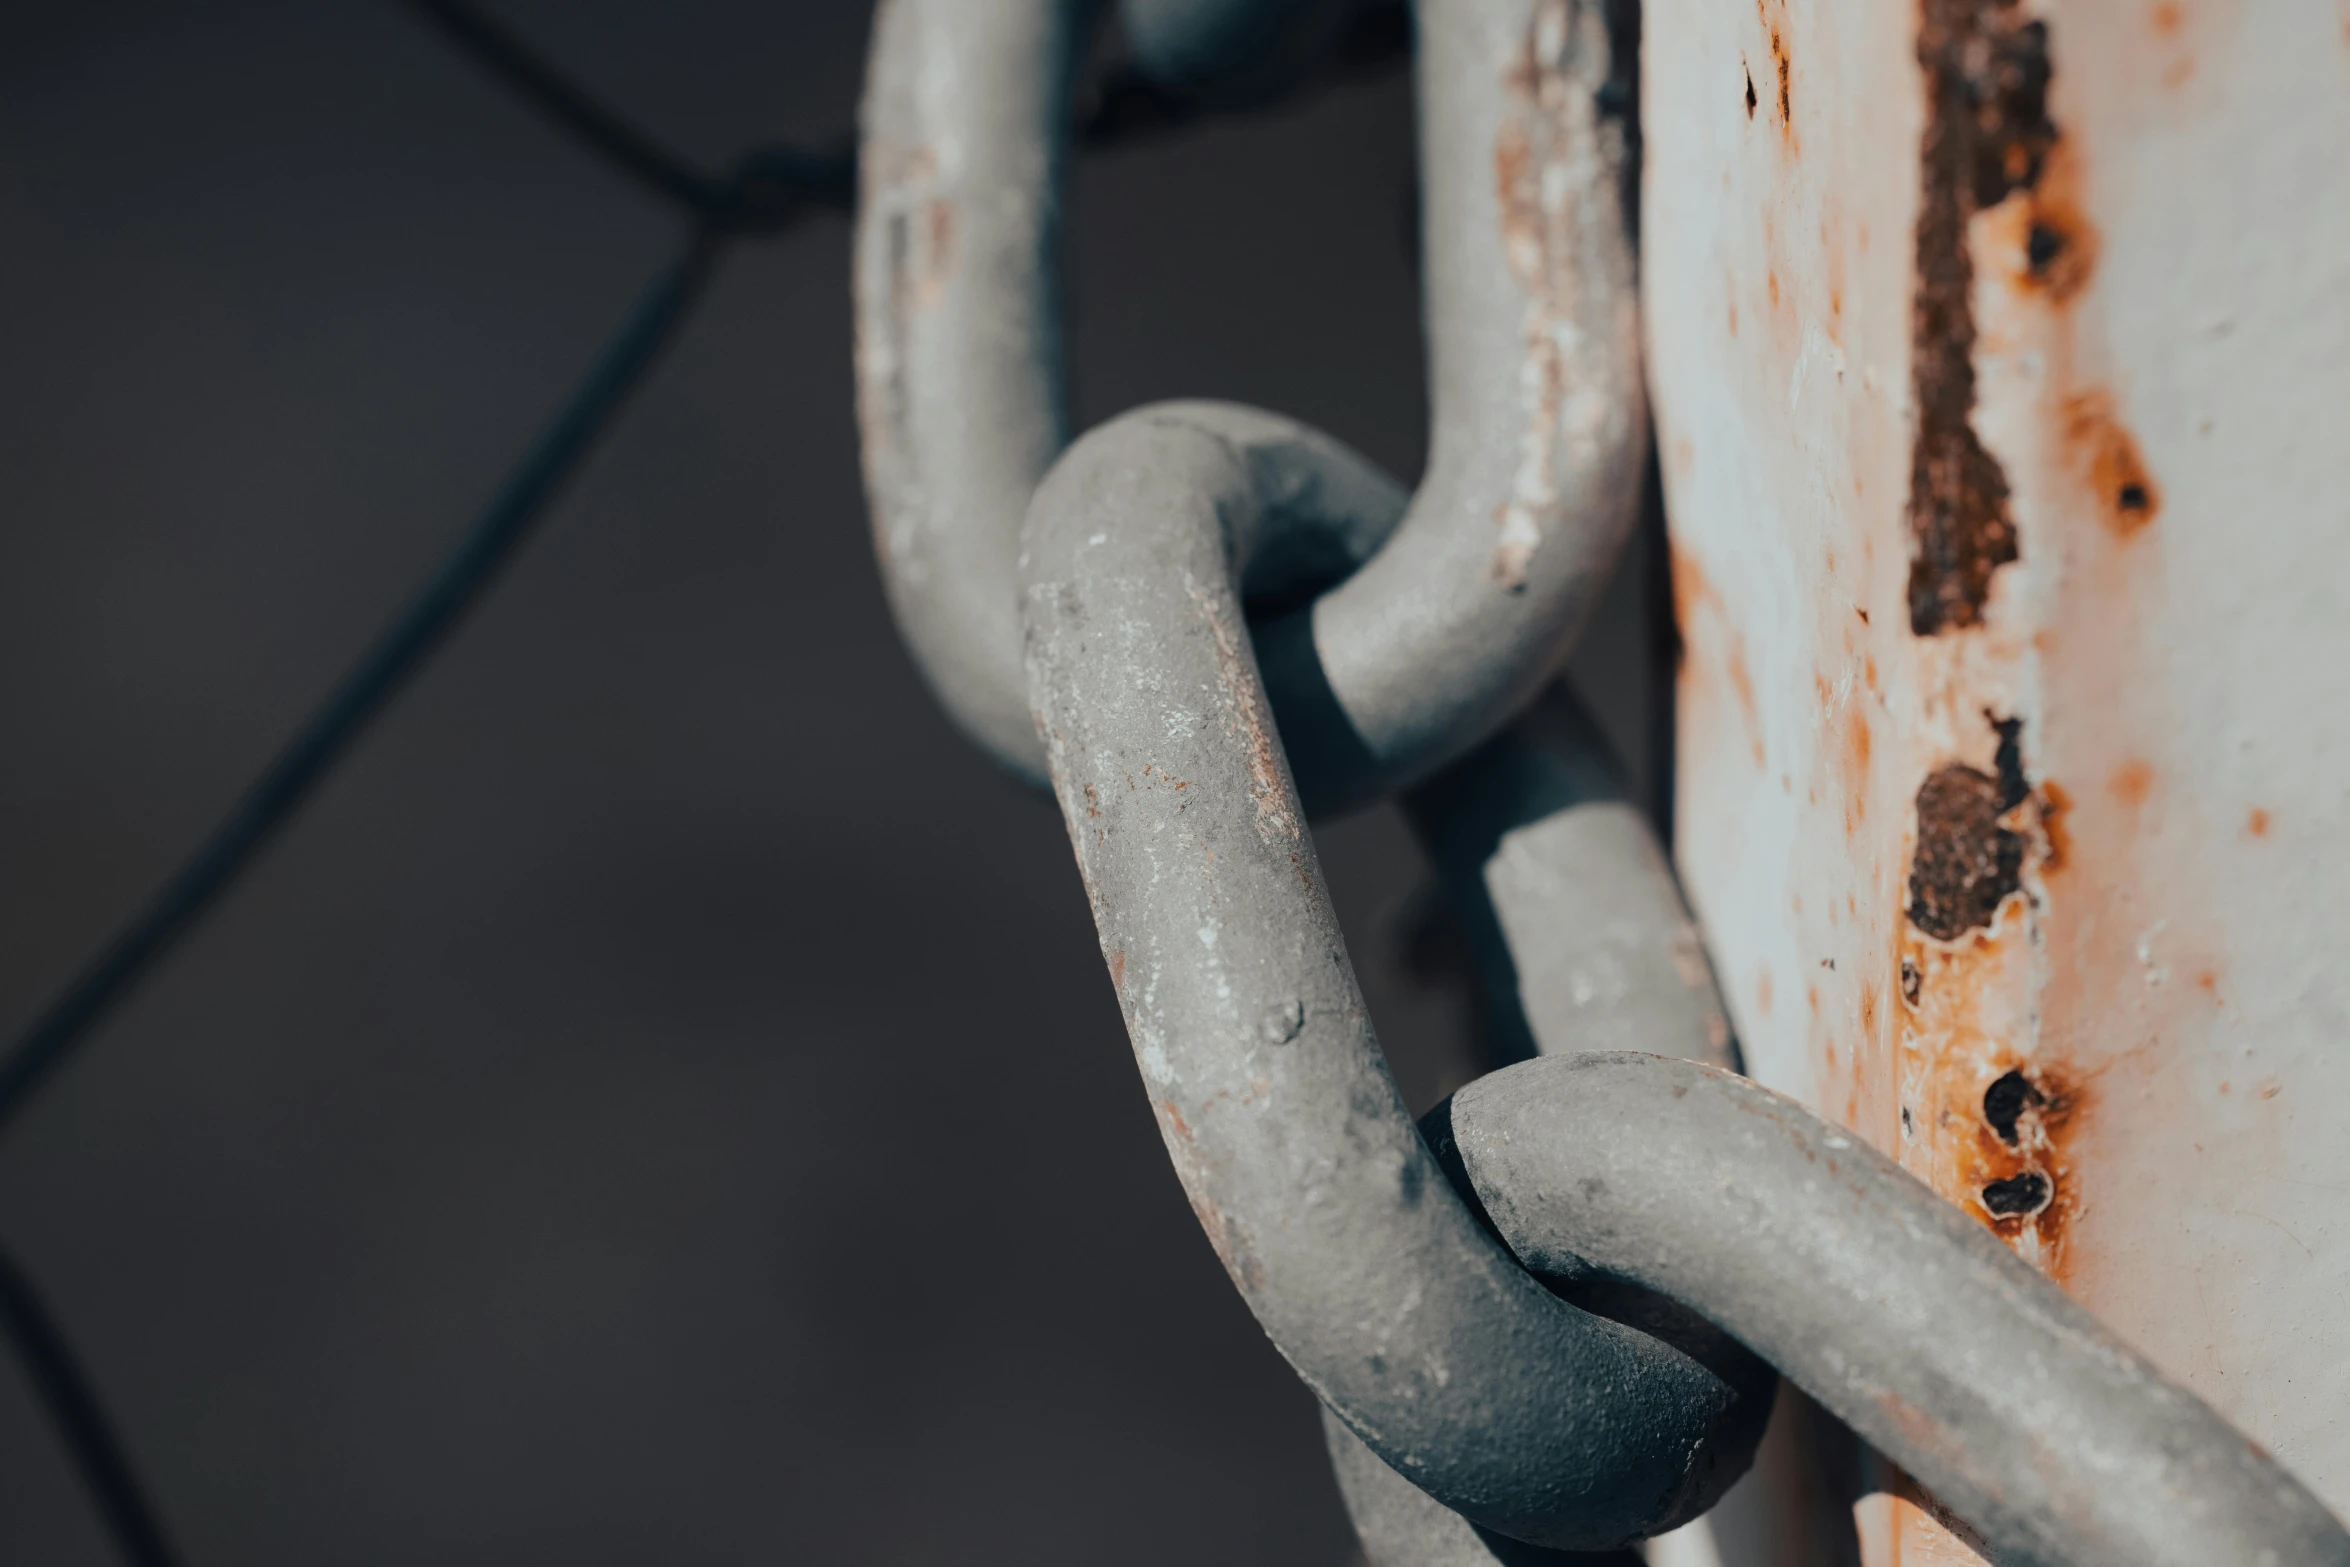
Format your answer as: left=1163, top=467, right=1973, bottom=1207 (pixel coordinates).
left=4, top=3, right=2340, bottom=1565
left=855, top=2, right=2350, bottom=1564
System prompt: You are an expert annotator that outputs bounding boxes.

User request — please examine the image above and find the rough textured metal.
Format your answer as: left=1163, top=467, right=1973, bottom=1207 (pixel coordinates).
left=1440, top=1051, right=2350, bottom=1567
left=1340, top=700, right=1763, bottom=1566
left=857, top=0, right=1646, bottom=812
left=856, top=0, right=1079, bottom=778
left=1323, top=1409, right=1639, bottom=1567
left=1645, top=0, right=2350, bottom=1559
left=1021, top=400, right=1763, bottom=1550
left=1487, top=798, right=1736, bottom=1070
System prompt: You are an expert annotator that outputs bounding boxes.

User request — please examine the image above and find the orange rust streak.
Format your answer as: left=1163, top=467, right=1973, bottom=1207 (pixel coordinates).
left=1726, top=637, right=1764, bottom=766
left=1670, top=544, right=1717, bottom=626
left=2062, top=390, right=2161, bottom=535
left=1985, top=140, right=2099, bottom=305
left=2038, top=780, right=2073, bottom=870
left=1842, top=708, right=1875, bottom=832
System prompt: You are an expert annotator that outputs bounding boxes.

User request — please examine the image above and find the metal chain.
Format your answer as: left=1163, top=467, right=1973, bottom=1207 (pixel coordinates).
left=855, top=1, right=2350, bottom=1563
left=8, top=3, right=2344, bottom=1563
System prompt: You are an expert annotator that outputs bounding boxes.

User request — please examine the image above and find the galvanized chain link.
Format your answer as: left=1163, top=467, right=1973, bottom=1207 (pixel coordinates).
left=855, top=1, right=2350, bottom=1563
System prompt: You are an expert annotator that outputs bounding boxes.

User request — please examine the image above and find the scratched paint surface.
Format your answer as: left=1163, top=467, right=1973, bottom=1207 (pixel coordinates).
left=1644, top=0, right=2350, bottom=1561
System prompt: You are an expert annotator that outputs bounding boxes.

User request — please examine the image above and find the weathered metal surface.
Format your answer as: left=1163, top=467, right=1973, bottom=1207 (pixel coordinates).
left=1486, top=801, right=1734, bottom=1070
left=1440, top=1051, right=2350, bottom=1567
left=1345, top=692, right=1763, bottom=1565
left=855, top=0, right=1079, bottom=780
left=1405, top=684, right=1739, bottom=1077
left=1322, top=1407, right=1644, bottom=1566
left=1019, top=400, right=1764, bottom=1549
left=1646, top=0, right=2350, bottom=1557
left=855, top=0, right=1647, bottom=813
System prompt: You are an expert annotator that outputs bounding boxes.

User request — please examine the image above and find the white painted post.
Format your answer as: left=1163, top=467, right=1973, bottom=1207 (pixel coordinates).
left=1643, top=1, right=2350, bottom=1560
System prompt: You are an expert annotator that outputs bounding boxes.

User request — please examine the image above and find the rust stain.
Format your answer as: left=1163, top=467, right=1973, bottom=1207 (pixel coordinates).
left=2246, top=807, right=2272, bottom=837
left=871, top=146, right=957, bottom=312
left=1725, top=635, right=1767, bottom=768
left=1156, top=1099, right=1263, bottom=1292
left=1908, top=763, right=2028, bottom=939
left=1187, top=575, right=1299, bottom=844
left=1490, top=0, right=1637, bottom=591
left=1755, top=0, right=1796, bottom=144
left=2036, top=779, right=2073, bottom=870
left=1901, top=905, right=2092, bottom=1276
left=912, top=199, right=958, bottom=307
left=853, top=142, right=963, bottom=586
left=1907, top=0, right=2056, bottom=634
left=1728, top=640, right=1758, bottom=723
left=2138, top=0, right=2213, bottom=87
left=1108, top=949, right=1125, bottom=990
left=2062, top=391, right=2161, bottom=535
left=1842, top=706, right=1875, bottom=831
left=1972, top=1059, right=2088, bottom=1266
left=2107, top=758, right=2153, bottom=809
left=1983, top=141, right=2098, bottom=304
left=1756, top=968, right=1775, bottom=1017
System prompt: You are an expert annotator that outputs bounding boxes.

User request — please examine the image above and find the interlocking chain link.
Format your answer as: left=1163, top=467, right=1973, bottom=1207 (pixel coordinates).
left=853, top=1, right=2350, bottom=1563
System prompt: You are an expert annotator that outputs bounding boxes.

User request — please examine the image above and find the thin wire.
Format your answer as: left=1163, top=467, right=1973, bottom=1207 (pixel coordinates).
left=0, top=1242, right=185, bottom=1567
left=0, top=229, right=722, bottom=1140
left=407, top=0, right=733, bottom=214
left=405, top=0, right=854, bottom=229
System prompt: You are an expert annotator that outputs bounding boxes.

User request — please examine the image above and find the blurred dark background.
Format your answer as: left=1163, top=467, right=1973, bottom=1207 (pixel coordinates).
left=0, top=3, right=1656, bottom=1561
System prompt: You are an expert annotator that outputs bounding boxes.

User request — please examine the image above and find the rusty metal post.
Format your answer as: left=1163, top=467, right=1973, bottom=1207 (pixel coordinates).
left=1644, top=0, right=2350, bottom=1559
